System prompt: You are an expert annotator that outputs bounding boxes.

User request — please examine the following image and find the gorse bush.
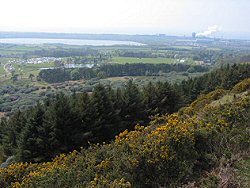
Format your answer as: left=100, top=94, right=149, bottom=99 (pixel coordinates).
left=0, top=78, right=249, bottom=188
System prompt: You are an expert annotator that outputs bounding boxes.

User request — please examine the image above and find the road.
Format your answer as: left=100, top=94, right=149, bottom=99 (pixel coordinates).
left=0, top=62, right=11, bottom=79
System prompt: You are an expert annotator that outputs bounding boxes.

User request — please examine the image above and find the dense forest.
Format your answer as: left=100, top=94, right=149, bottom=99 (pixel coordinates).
left=39, top=63, right=209, bottom=83
left=0, top=64, right=249, bottom=164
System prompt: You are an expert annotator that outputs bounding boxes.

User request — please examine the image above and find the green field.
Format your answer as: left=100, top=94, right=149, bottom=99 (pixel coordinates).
left=109, top=57, right=195, bottom=64
left=14, top=62, right=54, bottom=77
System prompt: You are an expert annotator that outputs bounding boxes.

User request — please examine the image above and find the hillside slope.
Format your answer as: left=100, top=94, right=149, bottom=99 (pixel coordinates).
left=0, top=78, right=250, bottom=188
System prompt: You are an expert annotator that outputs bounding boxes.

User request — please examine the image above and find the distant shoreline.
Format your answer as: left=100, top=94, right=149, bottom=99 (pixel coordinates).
left=0, top=31, right=249, bottom=41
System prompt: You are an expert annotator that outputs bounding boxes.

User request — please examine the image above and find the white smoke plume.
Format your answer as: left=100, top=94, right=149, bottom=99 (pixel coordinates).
left=196, top=25, right=222, bottom=37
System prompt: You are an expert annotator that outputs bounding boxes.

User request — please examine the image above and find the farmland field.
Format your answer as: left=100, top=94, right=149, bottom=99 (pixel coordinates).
left=109, top=57, right=195, bottom=64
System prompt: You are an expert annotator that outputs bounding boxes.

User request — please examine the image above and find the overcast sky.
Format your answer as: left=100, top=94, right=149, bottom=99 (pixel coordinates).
left=0, top=0, right=249, bottom=37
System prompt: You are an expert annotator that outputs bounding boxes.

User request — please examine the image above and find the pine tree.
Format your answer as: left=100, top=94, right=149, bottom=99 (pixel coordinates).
left=2, top=110, right=26, bottom=156
left=122, top=80, right=145, bottom=129
left=143, top=82, right=157, bottom=116
left=17, top=105, right=45, bottom=162
left=0, top=118, right=8, bottom=145
left=90, top=85, right=118, bottom=142
left=43, top=93, right=81, bottom=156
left=75, top=92, right=93, bottom=146
left=154, top=82, right=180, bottom=114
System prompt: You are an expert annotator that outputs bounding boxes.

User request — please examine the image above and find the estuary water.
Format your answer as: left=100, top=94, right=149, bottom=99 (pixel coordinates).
left=0, top=38, right=144, bottom=46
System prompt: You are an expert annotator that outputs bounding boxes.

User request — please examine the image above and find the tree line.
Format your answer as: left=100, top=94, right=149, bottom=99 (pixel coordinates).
left=180, top=63, right=250, bottom=102
left=39, top=63, right=209, bottom=83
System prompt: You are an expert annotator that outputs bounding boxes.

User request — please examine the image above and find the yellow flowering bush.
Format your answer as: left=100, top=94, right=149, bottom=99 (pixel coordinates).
left=87, top=174, right=131, bottom=188
left=232, top=78, right=250, bottom=93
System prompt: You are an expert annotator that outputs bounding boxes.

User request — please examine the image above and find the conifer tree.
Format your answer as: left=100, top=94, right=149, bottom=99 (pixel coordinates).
left=17, top=105, right=45, bottom=162
left=2, top=110, right=26, bottom=156
left=122, top=80, right=145, bottom=129
left=43, top=93, right=81, bottom=155
left=90, top=85, right=118, bottom=142
left=143, top=82, right=157, bottom=116
left=75, top=92, right=94, bottom=145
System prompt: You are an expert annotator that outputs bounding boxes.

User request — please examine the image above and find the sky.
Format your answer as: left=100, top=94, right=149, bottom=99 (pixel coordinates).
left=0, top=0, right=250, bottom=38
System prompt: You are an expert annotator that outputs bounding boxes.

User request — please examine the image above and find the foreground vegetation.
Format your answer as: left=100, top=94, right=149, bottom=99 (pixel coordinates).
left=0, top=77, right=249, bottom=187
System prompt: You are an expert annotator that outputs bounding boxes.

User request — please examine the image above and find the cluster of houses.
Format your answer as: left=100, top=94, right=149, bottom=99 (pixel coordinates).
left=5, top=63, right=15, bottom=72
left=9, top=57, right=62, bottom=65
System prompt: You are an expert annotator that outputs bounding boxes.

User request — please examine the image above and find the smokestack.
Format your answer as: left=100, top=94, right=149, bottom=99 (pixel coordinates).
left=192, top=32, right=196, bottom=38
left=196, top=25, right=221, bottom=37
